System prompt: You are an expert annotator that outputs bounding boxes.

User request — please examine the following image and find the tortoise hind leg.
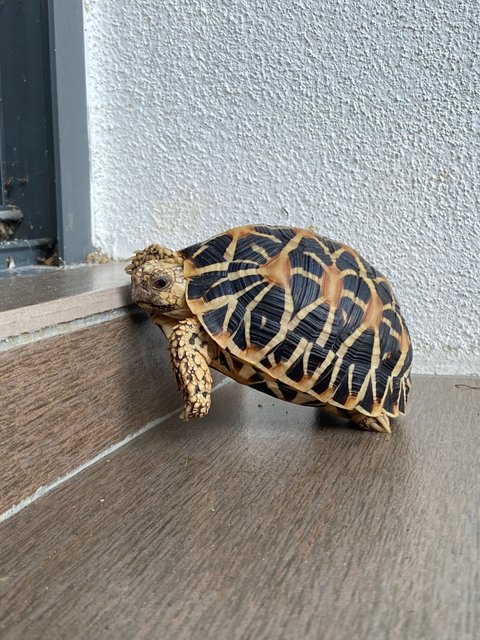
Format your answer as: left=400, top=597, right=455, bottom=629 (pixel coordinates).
left=349, top=409, right=391, bottom=433
left=169, top=318, right=214, bottom=421
left=317, top=404, right=391, bottom=433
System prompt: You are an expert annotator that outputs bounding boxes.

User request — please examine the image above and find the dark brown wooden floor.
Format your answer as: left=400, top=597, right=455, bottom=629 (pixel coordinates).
left=0, top=376, right=479, bottom=639
left=0, top=263, right=128, bottom=314
left=0, top=313, right=181, bottom=513
left=0, top=263, right=130, bottom=340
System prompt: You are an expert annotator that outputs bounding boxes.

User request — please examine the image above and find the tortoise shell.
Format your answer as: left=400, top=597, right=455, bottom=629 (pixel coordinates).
left=180, top=224, right=412, bottom=418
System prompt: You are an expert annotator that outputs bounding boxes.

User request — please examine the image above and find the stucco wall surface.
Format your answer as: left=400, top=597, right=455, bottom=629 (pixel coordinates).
left=84, top=0, right=480, bottom=374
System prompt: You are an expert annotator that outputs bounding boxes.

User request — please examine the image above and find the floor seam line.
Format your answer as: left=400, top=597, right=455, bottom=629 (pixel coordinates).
left=0, top=377, right=232, bottom=524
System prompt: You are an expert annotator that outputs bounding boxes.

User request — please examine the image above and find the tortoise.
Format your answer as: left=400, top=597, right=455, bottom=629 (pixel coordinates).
left=126, top=225, right=412, bottom=433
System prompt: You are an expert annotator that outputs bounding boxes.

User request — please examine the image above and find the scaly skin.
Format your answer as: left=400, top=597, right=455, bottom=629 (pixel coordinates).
left=349, top=409, right=391, bottom=433
left=315, top=403, right=392, bottom=433
left=168, top=317, right=214, bottom=421
left=127, top=237, right=401, bottom=433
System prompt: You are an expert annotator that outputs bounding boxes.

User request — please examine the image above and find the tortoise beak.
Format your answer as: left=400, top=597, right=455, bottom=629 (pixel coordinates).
left=130, top=273, right=148, bottom=304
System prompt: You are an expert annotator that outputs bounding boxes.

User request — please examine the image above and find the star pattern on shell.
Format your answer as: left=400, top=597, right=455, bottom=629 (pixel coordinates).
left=180, top=225, right=412, bottom=418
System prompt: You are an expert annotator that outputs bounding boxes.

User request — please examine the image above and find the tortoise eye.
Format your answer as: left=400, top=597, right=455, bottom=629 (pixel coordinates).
left=151, top=277, right=170, bottom=290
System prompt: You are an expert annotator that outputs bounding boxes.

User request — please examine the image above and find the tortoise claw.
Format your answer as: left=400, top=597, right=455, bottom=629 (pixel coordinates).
left=351, top=411, right=392, bottom=433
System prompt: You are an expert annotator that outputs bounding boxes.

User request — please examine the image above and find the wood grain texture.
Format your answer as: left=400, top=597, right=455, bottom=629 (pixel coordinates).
left=0, top=263, right=131, bottom=339
left=0, top=313, right=182, bottom=513
left=0, top=375, right=479, bottom=639
left=0, top=263, right=129, bottom=313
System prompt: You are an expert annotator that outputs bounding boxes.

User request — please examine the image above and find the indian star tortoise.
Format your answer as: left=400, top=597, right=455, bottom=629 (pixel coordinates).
left=126, top=225, right=412, bottom=433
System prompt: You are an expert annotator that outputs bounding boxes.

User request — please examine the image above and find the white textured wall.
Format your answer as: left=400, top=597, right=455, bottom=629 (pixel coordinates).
left=84, top=0, right=480, bottom=374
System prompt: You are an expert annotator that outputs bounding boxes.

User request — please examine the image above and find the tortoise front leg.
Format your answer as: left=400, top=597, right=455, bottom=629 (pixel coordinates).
left=169, top=317, right=214, bottom=421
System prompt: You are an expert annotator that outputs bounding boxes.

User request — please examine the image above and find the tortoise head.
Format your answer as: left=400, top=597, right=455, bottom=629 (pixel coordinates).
left=126, top=245, right=190, bottom=318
